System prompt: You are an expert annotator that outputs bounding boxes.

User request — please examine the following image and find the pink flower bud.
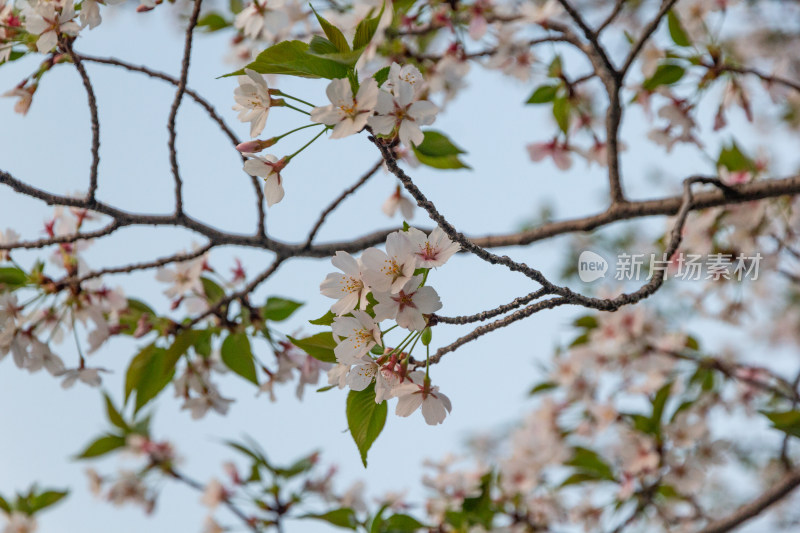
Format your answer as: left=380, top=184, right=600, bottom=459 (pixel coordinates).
left=136, top=4, right=154, bottom=12
left=236, top=140, right=264, bottom=153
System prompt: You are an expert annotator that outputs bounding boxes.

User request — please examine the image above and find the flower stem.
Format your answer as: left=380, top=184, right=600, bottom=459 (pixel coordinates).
left=273, top=90, right=315, bottom=107
left=285, top=128, right=328, bottom=162
left=274, top=122, right=323, bottom=142
left=282, top=102, right=311, bottom=115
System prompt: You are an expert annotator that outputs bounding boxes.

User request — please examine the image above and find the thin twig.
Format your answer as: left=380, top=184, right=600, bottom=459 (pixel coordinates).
left=62, top=243, right=214, bottom=285
left=80, top=54, right=267, bottom=236
left=621, top=0, right=680, bottom=76
left=167, top=0, right=204, bottom=216
left=433, top=288, right=550, bottom=325
left=302, top=160, right=382, bottom=249
left=698, top=468, right=800, bottom=533
left=61, top=39, right=101, bottom=201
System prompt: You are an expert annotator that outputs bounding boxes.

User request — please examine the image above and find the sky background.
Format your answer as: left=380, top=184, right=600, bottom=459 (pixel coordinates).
left=0, top=2, right=795, bottom=532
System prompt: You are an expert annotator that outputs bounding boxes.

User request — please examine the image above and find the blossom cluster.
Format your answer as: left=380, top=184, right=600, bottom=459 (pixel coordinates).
left=320, top=225, right=459, bottom=425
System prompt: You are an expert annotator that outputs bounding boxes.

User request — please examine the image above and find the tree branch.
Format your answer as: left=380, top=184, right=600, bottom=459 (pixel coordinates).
left=61, top=39, right=101, bottom=202
left=698, top=468, right=800, bottom=533
left=167, top=0, right=203, bottom=217
left=79, top=54, right=267, bottom=236
left=302, top=160, right=382, bottom=249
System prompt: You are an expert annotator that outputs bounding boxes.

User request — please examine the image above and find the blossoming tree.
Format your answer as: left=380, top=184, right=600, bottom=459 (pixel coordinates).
left=3, top=0, right=800, bottom=531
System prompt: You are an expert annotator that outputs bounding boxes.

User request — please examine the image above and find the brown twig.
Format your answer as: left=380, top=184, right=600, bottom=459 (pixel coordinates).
left=433, top=288, right=550, bottom=325
left=302, top=160, right=382, bottom=249
left=61, top=39, right=101, bottom=201
left=79, top=54, right=267, bottom=236
left=698, top=468, right=800, bottom=533
left=167, top=0, right=204, bottom=217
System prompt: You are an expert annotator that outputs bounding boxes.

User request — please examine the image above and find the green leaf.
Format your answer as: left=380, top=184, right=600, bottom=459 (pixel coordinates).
left=0, top=494, right=11, bottom=514
left=262, top=297, right=303, bottom=321
left=412, top=131, right=470, bottom=170
left=76, top=434, right=126, bottom=459
left=573, top=315, right=598, bottom=329
left=761, top=409, right=800, bottom=438
left=566, top=447, right=616, bottom=482
left=651, top=381, right=672, bottom=426
left=384, top=513, right=428, bottom=531
left=347, top=384, right=387, bottom=467
left=547, top=55, right=562, bottom=78
left=529, top=381, right=557, bottom=396
left=0, top=267, right=27, bottom=289
left=526, top=84, right=559, bottom=104
left=313, top=7, right=351, bottom=53
left=414, top=130, right=466, bottom=156
left=134, top=347, right=174, bottom=413
left=229, top=0, right=243, bottom=13
left=104, top=394, right=129, bottom=431
left=642, top=63, right=685, bottom=91
left=163, top=329, right=201, bottom=372
left=289, top=332, right=338, bottom=363
left=125, top=343, right=174, bottom=412
left=201, top=277, right=226, bottom=304
left=223, top=40, right=350, bottom=79
left=309, top=310, right=336, bottom=326
left=552, top=96, right=571, bottom=134
left=667, top=11, right=691, bottom=47
left=309, top=35, right=340, bottom=56
left=373, top=66, right=390, bottom=86
left=717, top=141, right=755, bottom=172
left=221, top=332, right=259, bottom=385
left=124, top=343, right=154, bottom=402
left=353, top=3, right=386, bottom=50
left=302, top=508, right=358, bottom=530
left=30, top=490, right=68, bottom=513
left=197, top=12, right=229, bottom=32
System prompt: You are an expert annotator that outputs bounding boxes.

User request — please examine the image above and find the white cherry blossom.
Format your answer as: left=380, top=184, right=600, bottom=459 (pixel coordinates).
left=233, top=69, right=272, bottom=138
left=243, top=154, right=285, bottom=207
left=405, top=227, right=460, bottom=268
left=361, top=231, right=417, bottom=293
left=394, top=372, right=452, bottom=425
left=367, top=84, right=438, bottom=148
left=310, top=78, right=379, bottom=139
left=373, top=275, right=442, bottom=331
left=24, top=2, right=80, bottom=54
left=320, top=251, right=369, bottom=315
left=382, top=185, right=415, bottom=220
left=331, top=310, right=382, bottom=365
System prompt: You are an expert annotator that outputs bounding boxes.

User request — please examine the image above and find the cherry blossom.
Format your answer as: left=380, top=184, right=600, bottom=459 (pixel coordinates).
left=367, top=83, right=438, bottom=148
left=527, top=139, right=572, bottom=170
left=360, top=231, right=417, bottom=293
left=243, top=154, right=286, bottom=207
left=234, top=0, right=290, bottom=40
left=394, top=373, right=452, bottom=425
left=405, top=227, right=460, bottom=268
left=310, top=78, right=379, bottom=139
left=320, top=251, right=369, bottom=315
left=373, top=275, right=442, bottom=331
left=2, top=511, right=37, bottom=533
left=23, top=2, right=80, bottom=54
left=381, top=185, right=415, bottom=220
left=331, top=310, right=382, bottom=365
left=233, top=69, right=273, bottom=138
